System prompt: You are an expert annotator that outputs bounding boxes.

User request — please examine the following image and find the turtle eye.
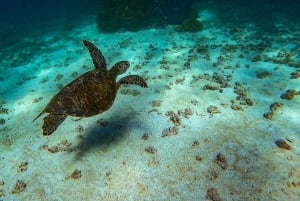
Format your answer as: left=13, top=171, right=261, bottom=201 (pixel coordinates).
left=120, top=61, right=130, bottom=71
left=123, top=61, right=130, bottom=68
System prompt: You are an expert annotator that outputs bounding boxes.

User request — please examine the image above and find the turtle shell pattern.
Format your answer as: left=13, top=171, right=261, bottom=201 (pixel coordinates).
left=33, top=40, right=147, bottom=136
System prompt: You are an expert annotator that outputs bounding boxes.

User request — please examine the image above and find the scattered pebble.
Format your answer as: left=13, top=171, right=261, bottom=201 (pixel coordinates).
left=145, top=146, right=157, bottom=154
left=56, top=83, right=64, bottom=89
left=192, top=140, right=199, bottom=147
left=270, top=102, right=283, bottom=111
left=12, top=180, right=26, bottom=194
left=48, top=146, right=59, bottom=153
left=191, top=99, right=198, bottom=105
left=215, top=153, right=228, bottom=170
left=207, top=105, right=220, bottom=116
left=287, top=181, right=300, bottom=188
left=55, top=73, right=63, bottom=81
left=203, top=84, right=219, bottom=91
left=119, top=38, right=132, bottom=49
left=166, top=111, right=181, bottom=126
left=280, top=89, right=298, bottom=100
left=213, top=73, right=230, bottom=88
left=32, top=97, right=43, bottom=103
left=18, top=161, right=28, bottom=172
left=70, top=169, right=82, bottom=179
left=120, top=88, right=141, bottom=96
left=0, top=118, right=5, bottom=125
left=40, top=77, right=48, bottom=83
left=183, top=108, right=193, bottom=117
left=0, top=107, right=8, bottom=114
left=195, top=156, right=202, bottom=161
left=263, top=111, right=273, bottom=120
left=233, top=82, right=253, bottom=107
left=161, top=127, right=178, bottom=137
left=275, top=139, right=292, bottom=150
left=245, top=98, right=253, bottom=106
left=142, top=133, right=149, bottom=140
left=175, top=77, right=185, bottom=84
left=230, top=100, right=243, bottom=111
left=96, top=119, right=109, bottom=127
left=256, top=71, right=271, bottom=79
left=263, top=102, right=283, bottom=120
left=150, top=100, right=162, bottom=107
left=290, top=71, right=300, bottom=79
left=286, top=136, right=295, bottom=143
left=206, top=188, right=223, bottom=201
left=0, top=189, right=4, bottom=197
left=75, top=125, right=84, bottom=133
left=40, top=140, right=73, bottom=153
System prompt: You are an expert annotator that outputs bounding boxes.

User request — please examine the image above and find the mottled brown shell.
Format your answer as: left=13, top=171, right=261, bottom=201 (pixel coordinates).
left=45, top=70, right=117, bottom=117
left=33, top=40, right=147, bottom=136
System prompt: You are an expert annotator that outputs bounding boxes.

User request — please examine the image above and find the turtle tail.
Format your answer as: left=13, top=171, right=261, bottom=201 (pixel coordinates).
left=32, top=111, right=44, bottom=122
left=42, top=114, right=67, bottom=136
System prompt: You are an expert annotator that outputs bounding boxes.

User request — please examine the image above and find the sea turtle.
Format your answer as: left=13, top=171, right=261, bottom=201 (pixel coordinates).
left=33, top=40, right=148, bottom=136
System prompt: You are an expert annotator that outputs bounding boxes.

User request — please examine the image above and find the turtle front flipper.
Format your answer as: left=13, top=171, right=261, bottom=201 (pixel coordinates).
left=42, top=114, right=67, bottom=136
left=117, top=75, right=148, bottom=88
left=83, top=40, right=107, bottom=71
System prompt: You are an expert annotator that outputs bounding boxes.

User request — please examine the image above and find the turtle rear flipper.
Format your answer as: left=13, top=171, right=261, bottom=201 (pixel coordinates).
left=118, top=75, right=148, bottom=88
left=42, top=114, right=67, bottom=136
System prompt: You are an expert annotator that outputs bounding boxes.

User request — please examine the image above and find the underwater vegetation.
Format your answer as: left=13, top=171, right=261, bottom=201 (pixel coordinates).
left=175, top=17, right=204, bottom=33
left=96, top=0, right=196, bottom=32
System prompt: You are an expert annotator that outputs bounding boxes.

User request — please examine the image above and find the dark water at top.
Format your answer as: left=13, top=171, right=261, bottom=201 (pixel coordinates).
left=0, top=0, right=299, bottom=46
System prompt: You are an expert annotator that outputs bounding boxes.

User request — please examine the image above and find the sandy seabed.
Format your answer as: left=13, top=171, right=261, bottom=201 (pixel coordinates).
left=0, top=11, right=300, bottom=201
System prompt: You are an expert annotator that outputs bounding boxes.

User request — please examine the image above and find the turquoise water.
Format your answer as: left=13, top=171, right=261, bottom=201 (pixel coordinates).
left=0, top=1, right=300, bottom=200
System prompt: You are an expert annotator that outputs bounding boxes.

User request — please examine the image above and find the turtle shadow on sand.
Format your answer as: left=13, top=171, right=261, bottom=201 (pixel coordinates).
left=74, top=108, right=142, bottom=159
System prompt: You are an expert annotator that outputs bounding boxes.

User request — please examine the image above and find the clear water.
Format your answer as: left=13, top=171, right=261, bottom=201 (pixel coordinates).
left=0, top=1, right=300, bottom=200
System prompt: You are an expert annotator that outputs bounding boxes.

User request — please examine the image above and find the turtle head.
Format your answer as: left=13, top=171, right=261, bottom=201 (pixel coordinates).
left=110, top=61, right=130, bottom=76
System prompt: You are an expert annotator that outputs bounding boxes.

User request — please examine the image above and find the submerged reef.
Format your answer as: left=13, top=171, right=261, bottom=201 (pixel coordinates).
left=280, top=89, right=299, bottom=100
left=263, top=102, right=283, bottom=120
left=96, top=0, right=196, bottom=32
left=175, top=18, right=204, bottom=32
left=97, top=0, right=157, bottom=32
